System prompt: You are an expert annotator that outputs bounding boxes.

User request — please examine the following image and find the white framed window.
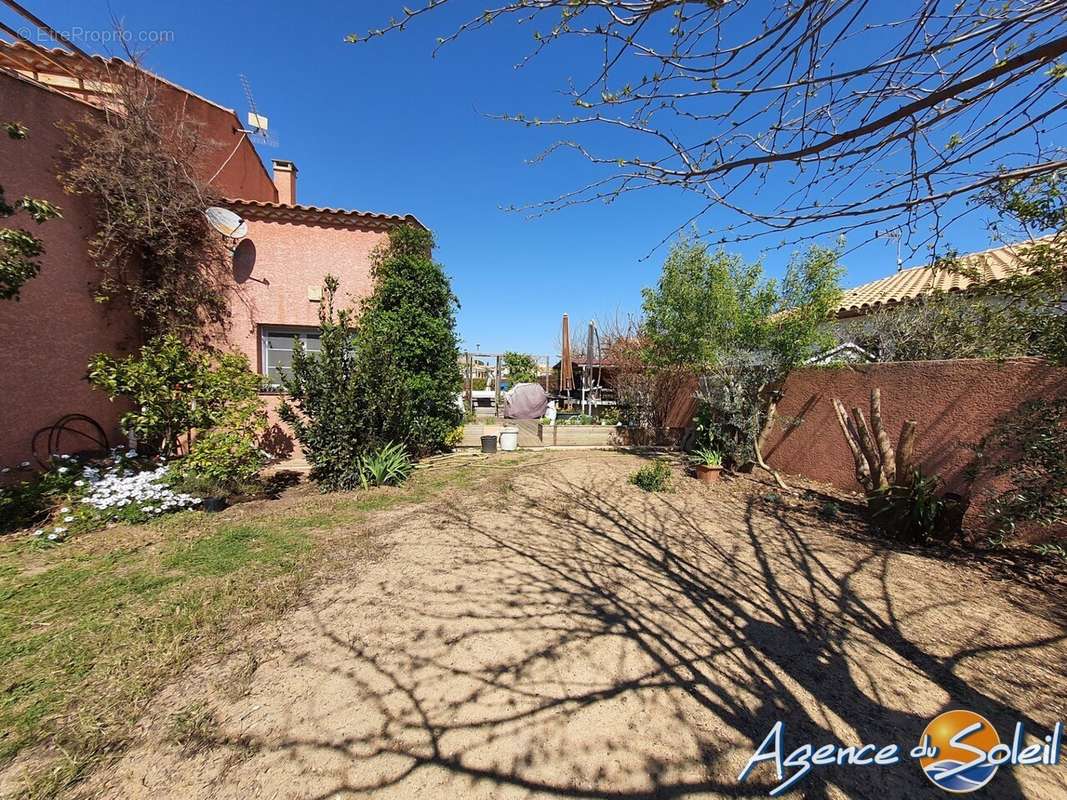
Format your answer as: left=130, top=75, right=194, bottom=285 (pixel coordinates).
left=260, top=326, right=321, bottom=389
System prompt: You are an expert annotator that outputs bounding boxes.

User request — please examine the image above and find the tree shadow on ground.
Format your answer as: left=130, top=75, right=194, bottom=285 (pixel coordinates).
left=205, top=466, right=1066, bottom=799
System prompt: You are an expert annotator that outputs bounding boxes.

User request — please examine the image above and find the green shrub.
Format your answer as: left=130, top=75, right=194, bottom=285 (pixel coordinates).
left=444, top=426, right=465, bottom=448
left=88, top=336, right=264, bottom=458
left=598, top=407, right=620, bottom=426
left=869, top=470, right=945, bottom=543
left=356, top=225, right=463, bottom=456
left=2, top=453, right=201, bottom=540
left=170, top=428, right=266, bottom=496
left=819, top=500, right=842, bottom=521
left=0, top=465, right=79, bottom=533
left=358, top=442, right=414, bottom=488
left=279, top=276, right=366, bottom=491
left=1, top=121, right=62, bottom=301
left=629, top=459, right=673, bottom=492
left=1033, top=543, right=1067, bottom=562
left=974, top=399, right=1066, bottom=544
left=557, top=414, right=596, bottom=426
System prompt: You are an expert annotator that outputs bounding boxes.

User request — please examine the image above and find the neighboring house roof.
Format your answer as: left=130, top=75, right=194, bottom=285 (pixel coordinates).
left=835, top=238, right=1049, bottom=318
left=227, top=198, right=426, bottom=231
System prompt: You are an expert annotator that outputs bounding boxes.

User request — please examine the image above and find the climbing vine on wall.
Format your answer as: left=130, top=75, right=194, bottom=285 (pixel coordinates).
left=60, top=62, right=231, bottom=340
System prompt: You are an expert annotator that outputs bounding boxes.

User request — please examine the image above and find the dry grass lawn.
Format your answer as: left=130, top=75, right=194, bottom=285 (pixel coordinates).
left=56, top=451, right=1067, bottom=800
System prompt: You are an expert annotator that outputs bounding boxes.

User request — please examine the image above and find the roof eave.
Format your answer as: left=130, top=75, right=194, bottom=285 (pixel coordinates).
left=224, top=198, right=427, bottom=231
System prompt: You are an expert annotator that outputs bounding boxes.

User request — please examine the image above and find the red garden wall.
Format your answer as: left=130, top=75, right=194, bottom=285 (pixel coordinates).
left=0, top=73, right=139, bottom=466
left=764, top=358, right=1067, bottom=531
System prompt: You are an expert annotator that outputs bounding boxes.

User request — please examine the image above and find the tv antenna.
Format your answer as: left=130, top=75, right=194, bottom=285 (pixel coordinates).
left=239, top=74, right=278, bottom=148
left=877, top=228, right=904, bottom=270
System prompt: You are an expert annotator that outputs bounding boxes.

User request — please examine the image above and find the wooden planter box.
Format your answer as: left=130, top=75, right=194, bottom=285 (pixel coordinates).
left=540, top=424, right=620, bottom=446
left=460, top=421, right=541, bottom=448
left=459, top=423, right=683, bottom=449
left=460, top=424, right=501, bottom=448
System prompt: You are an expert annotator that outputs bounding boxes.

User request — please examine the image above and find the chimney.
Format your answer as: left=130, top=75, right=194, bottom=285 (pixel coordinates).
left=272, top=159, right=297, bottom=205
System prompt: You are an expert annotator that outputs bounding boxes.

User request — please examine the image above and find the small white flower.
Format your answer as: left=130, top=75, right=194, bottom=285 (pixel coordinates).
left=57, top=467, right=69, bottom=474
left=74, top=480, right=85, bottom=487
left=33, top=529, right=44, bottom=537
left=47, top=533, right=58, bottom=541
left=59, top=507, right=70, bottom=513
left=63, top=516, right=75, bottom=522
left=53, top=526, right=68, bottom=534
left=19, top=461, right=30, bottom=468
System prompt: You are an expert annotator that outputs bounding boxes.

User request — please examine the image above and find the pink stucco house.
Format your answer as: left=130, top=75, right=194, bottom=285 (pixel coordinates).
left=0, top=42, right=422, bottom=465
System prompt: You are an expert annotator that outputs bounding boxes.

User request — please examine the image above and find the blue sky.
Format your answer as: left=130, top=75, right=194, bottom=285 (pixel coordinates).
left=12, top=1, right=1003, bottom=354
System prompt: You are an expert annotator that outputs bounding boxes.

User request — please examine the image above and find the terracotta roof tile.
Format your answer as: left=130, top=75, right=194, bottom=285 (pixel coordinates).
left=225, top=198, right=425, bottom=231
left=835, top=238, right=1051, bottom=317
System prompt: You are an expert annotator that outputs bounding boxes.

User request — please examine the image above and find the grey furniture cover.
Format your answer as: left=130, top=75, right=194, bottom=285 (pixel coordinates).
left=504, top=383, right=549, bottom=419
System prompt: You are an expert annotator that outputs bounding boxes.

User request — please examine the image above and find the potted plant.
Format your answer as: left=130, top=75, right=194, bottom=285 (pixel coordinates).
left=690, top=446, right=724, bottom=484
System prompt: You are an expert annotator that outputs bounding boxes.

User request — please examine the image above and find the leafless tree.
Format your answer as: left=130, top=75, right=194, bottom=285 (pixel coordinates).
left=353, top=1, right=1067, bottom=254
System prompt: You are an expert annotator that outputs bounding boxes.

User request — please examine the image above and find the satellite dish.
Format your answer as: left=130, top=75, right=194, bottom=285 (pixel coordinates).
left=204, top=207, right=248, bottom=240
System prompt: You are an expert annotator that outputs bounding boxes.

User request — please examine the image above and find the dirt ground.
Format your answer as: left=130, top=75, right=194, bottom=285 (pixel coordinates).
left=84, top=452, right=1066, bottom=799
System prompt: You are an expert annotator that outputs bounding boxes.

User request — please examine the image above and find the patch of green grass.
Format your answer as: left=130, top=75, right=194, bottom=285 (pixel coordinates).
left=163, top=522, right=309, bottom=577
left=0, top=455, right=521, bottom=799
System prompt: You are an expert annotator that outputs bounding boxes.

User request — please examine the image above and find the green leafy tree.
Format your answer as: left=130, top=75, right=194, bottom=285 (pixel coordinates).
left=88, top=335, right=264, bottom=458
left=356, top=225, right=463, bottom=456
left=1, top=122, right=61, bottom=300
left=968, top=172, right=1067, bottom=365
left=642, top=235, right=842, bottom=479
left=503, top=351, right=539, bottom=383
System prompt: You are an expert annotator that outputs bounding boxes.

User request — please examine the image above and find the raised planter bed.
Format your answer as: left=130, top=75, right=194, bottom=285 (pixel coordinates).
left=460, top=421, right=541, bottom=449
left=460, top=424, right=501, bottom=448
left=458, top=423, right=685, bottom=448
left=540, top=424, right=620, bottom=447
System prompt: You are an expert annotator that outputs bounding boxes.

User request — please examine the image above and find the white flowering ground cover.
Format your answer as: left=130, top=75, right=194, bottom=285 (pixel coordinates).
left=2, top=451, right=202, bottom=544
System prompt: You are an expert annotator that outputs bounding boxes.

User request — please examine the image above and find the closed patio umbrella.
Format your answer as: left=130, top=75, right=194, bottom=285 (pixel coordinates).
left=560, top=314, right=574, bottom=392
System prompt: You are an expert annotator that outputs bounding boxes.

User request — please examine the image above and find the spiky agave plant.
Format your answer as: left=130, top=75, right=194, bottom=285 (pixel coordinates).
left=358, top=442, right=414, bottom=488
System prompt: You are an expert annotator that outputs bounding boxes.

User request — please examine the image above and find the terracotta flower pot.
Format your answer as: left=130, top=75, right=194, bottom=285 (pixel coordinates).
left=695, top=464, right=723, bottom=484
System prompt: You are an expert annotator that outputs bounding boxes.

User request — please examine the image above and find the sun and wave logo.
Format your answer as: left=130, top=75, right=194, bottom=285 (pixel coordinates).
left=737, top=709, right=1061, bottom=796
left=919, top=710, right=1001, bottom=793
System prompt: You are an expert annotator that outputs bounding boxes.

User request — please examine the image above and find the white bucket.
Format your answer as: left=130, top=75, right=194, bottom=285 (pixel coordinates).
left=499, top=426, right=519, bottom=451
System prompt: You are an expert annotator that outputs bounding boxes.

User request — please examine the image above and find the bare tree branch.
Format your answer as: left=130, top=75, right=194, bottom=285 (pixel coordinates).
left=353, top=1, right=1067, bottom=252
